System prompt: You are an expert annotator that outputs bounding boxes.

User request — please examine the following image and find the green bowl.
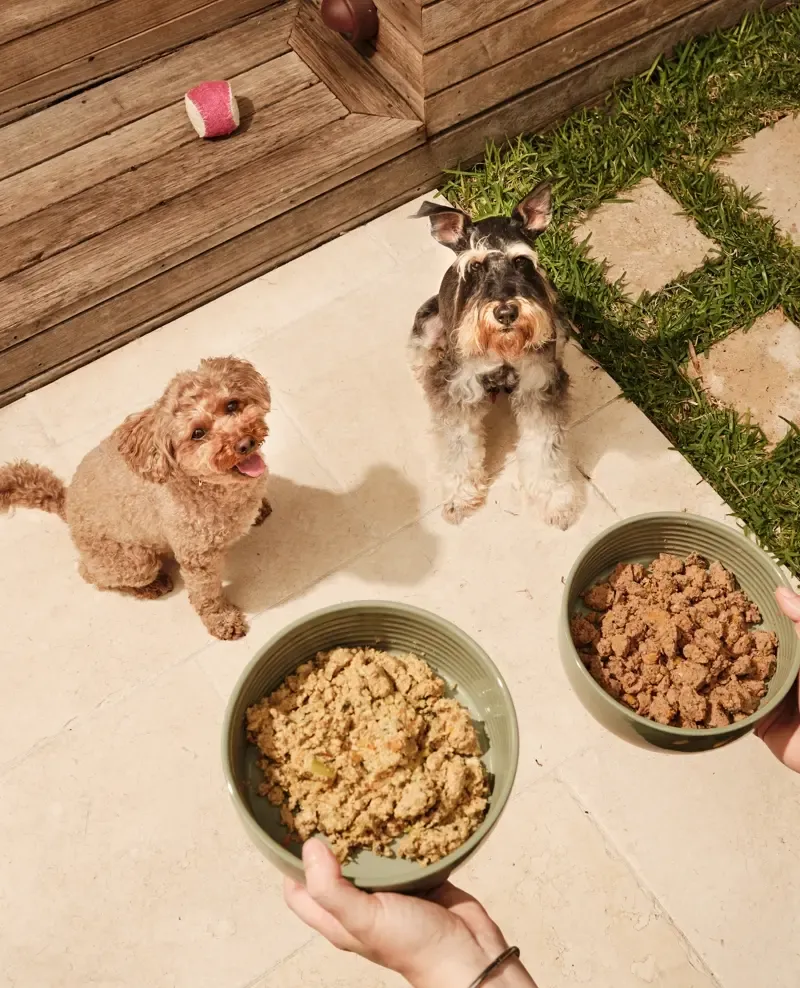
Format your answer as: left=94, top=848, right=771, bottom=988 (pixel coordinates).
left=223, top=601, right=519, bottom=892
left=560, top=512, right=800, bottom=753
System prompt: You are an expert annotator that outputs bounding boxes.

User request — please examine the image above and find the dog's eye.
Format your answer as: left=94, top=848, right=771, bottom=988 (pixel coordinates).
left=469, top=258, right=484, bottom=274
left=191, top=428, right=206, bottom=441
left=225, top=400, right=239, bottom=414
left=513, top=255, right=531, bottom=271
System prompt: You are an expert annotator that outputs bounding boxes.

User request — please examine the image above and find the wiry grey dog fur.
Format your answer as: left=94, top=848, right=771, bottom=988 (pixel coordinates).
left=408, top=182, right=578, bottom=528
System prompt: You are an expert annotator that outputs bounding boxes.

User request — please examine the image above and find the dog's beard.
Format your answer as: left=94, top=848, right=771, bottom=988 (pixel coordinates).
left=455, top=299, right=555, bottom=360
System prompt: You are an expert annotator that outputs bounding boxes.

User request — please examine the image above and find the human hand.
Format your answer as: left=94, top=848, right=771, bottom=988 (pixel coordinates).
left=754, top=587, right=800, bottom=772
left=284, top=839, right=537, bottom=988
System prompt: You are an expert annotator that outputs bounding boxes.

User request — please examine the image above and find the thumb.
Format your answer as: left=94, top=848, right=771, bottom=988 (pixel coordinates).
left=302, top=839, right=378, bottom=938
left=776, top=586, right=800, bottom=625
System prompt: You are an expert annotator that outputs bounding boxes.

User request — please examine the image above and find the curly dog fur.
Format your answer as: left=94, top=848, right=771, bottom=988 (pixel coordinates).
left=0, top=357, right=272, bottom=640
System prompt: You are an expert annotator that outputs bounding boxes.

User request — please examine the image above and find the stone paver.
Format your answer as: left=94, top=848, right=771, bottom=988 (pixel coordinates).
left=1, top=192, right=798, bottom=988
left=574, top=178, right=718, bottom=298
left=718, top=114, right=800, bottom=244
left=689, top=309, right=800, bottom=445
left=560, top=736, right=800, bottom=988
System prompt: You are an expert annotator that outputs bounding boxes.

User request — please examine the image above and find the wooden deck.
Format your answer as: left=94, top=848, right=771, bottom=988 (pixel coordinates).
left=0, top=0, right=785, bottom=404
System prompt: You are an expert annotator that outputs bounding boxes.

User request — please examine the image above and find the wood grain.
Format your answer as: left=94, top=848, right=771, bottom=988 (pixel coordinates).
left=425, top=0, right=712, bottom=133
left=1, top=0, right=253, bottom=89
left=422, top=0, right=543, bottom=52
left=0, top=158, right=436, bottom=399
left=375, top=0, right=423, bottom=49
left=0, top=115, right=423, bottom=348
left=290, top=0, right=416, bottom=117
left=366, top=8, right=424, bottom=117
left=0, top=0, right=287, bottom=117
left=425, top=0, right=634, bottom=93
left=0, top=5, right=295, bottom=181
left=0, top=53, right=315, bottom=233
left=425, top=0, right=787, bottom=164
left=0, top=0, right=109, bottom=45
left=0, top=70, right=336, bottom=281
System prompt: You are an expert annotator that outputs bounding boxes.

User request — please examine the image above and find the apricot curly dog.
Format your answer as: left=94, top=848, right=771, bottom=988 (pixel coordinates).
left=0, top=357, right=271, bottom=640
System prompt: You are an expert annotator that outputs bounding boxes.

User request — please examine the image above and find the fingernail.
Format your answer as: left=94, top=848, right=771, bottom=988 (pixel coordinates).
left=302, top=838, right=327, bottom=868
left=776, top=586, right=794, bottom=600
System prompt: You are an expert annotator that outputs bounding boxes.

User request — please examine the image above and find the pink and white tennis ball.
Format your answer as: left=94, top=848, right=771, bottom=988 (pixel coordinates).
left=184, top=80, right=240, bottom=138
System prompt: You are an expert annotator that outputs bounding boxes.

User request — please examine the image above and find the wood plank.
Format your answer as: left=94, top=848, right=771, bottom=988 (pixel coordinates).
left=367, top=8, right=424, bottom=117
left=0, top=0, right=782, bottom=401
left=1, top=0, right=247, bottom=90
left=375, top=0, right=423, bottom=49
left=426, top=0, right=634, bottom=94
left=0, top=0, right=287, bottom=118
left=0, top=76, right=338, bottom=280
left=0, top=115, right=423, bottom=348
left=0, top=53, right=318, bottom=237
left=425, top=0, right=787, bottom=161
left=290, top=0, right=416, bottom=117
left=426, top=0, right=712, bottom=133
left=0, top=5, right=296, bottom=181
left=0, top=0, right=109, bottom=45
left=422, top=0, right=544, bottom=52
left=0, top=167, right=436, bottom=399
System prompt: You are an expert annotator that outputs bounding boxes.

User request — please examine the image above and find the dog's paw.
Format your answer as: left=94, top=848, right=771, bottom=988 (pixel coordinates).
left=541, top=481, right=580, bottom=530
left=442, top=485, right=487, bottom=525
left=203, top=603, right=249, bottom=640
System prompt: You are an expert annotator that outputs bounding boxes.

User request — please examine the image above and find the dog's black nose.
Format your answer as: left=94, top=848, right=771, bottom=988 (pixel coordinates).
left=236, top=437, right=256, bottom=456
left=494, top=301, right=519, bottom=327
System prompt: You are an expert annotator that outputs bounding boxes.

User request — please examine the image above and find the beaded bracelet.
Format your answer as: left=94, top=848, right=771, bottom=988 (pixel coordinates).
left=466, top=946, right=521, bottom=988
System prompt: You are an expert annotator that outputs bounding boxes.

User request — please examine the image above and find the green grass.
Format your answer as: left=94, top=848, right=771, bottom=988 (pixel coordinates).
left=442, top=5, right=800, bottom=572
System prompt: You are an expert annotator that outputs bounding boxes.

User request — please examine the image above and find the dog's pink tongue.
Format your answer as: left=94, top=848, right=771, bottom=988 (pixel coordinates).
left=235, top=452, right=266, bottom=477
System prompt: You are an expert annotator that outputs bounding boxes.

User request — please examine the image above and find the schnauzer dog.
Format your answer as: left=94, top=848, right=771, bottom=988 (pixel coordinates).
left=408, top=182, right=578, bottom=528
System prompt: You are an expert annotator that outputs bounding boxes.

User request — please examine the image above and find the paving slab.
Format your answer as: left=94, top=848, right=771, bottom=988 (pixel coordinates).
left=718, top=114, right=800, bottom=244
left=574, top=178, right=718, bottom=298
left=689, top=309, right=800, bottom=445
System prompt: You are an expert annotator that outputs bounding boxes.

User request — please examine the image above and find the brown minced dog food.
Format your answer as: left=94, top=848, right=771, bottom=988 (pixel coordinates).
left=246, top=647, right=489, bottom=865
left=571, top=553, right=778, bottom=728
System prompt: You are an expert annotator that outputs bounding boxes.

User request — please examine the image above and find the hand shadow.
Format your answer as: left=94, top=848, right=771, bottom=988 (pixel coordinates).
left=226, top=464, right=439, bottom=612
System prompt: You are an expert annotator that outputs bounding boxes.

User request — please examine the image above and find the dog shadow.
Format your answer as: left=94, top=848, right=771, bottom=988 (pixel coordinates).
left=483, top=395, right=520, bottom=483
left=225, top=464, right=438, bottom=612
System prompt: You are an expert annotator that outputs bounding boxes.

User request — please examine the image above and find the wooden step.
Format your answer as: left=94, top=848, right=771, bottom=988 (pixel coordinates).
left=0, top=4, right=298, bottom=181
left=0, top=55, right=329, bottom=277
left=0, top=112, right=422, bottom=350
left=0, top=0, right=423, bottom=403
left=0, top=0, right=292, bottom=121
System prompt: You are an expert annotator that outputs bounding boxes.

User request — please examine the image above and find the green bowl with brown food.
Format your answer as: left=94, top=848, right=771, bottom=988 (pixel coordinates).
left=222, top=601, right=519, bottom=892
left=560, top=513, right=800, bottom=753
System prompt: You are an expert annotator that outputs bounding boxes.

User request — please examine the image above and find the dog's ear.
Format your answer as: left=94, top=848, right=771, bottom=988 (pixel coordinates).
left=416, top=201, right=473, bottom=252
left=116, top=405, right=173, bottom=484
left=512, top=182, right=553, bottom=237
